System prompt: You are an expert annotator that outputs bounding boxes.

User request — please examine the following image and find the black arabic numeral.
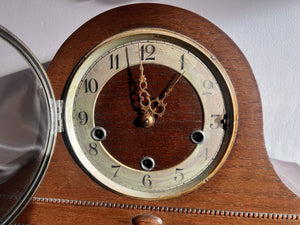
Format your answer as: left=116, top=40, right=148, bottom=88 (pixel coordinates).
left=89, top=142, right=98, bottom=156
left=110, top=54, right=119, bottom=69
left=210, top=114, right=221, bottom=129
left=181, top=54, right=184, bottom=70
left=112, top=165, right=121, bottom=178
left=174, top=168, right=184, bottom=182
left=210, top=114, right=227, bottom=130
left=142, top=175, right=152, bottom=187
left=84, top=78, right=98, bottom=93
left=200, top=148, right=208, bottom=160
left=78, top=111, right=88, bottom=125
left=141, top=44, right=155, bottom=60
left=203, top=80, right=213, bottom=89
left=202, top=80, right=213, bottom=95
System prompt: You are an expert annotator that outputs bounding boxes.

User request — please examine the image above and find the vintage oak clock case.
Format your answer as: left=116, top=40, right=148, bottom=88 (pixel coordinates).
left=0, top=3, right=299, bottom=224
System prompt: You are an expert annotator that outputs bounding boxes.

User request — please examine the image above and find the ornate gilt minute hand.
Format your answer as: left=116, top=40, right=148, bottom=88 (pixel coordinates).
left=138, top=43, right=151, bottom=113
left=138, top=43, right=155, bottom=128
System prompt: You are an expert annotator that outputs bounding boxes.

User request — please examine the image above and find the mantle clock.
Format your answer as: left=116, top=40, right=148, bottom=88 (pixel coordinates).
left=0, top=4, right=299, bottom=225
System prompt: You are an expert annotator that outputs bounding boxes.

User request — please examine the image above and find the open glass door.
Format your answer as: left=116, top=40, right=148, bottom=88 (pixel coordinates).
left=0, top=26, right=57, bottom=224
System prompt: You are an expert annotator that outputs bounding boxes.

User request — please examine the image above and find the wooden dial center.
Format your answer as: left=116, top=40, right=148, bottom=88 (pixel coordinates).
left=95, top=64, right=203, bottom=170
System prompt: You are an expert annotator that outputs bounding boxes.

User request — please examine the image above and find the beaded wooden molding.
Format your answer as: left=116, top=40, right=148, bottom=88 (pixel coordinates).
left=30, top=196, right=299, bottom=221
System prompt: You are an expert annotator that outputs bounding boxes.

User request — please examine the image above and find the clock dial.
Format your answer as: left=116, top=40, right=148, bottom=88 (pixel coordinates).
left=63, top=28, right=238, bottom=199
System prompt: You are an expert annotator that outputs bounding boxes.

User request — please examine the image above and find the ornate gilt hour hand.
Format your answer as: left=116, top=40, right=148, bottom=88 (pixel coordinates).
left=138, top=43, right=155, bottom=128
left=151, top=73, right=183, bottom=118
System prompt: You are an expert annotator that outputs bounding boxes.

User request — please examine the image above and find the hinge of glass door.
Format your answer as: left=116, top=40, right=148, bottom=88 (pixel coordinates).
left=56, top=100, right=64, bottom=133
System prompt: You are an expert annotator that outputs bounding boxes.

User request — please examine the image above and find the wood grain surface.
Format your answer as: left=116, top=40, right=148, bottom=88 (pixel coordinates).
left=95, top=64, right=203, bottom=170
left=15, top=3, right=300, bottom=224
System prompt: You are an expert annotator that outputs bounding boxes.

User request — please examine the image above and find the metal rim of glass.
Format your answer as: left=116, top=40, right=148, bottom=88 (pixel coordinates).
left=0, top=26, right=57, bottom=225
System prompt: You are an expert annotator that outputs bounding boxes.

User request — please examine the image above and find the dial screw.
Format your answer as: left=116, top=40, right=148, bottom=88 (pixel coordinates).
left=140, top=156, right=155, bottom=171
left=91, top=127, right=107, bottom=141
left=190, top=130, right=205, bottom=144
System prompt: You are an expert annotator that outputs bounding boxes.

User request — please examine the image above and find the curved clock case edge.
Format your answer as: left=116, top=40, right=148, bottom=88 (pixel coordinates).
left=16, top=3, right=300, bottom=224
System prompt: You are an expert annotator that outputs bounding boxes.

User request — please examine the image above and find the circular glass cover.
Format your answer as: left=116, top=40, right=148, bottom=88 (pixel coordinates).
left=0, top=26, right=56, bottom=224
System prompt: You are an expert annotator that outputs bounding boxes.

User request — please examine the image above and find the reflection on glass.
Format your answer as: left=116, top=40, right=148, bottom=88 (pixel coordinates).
left=0, top=32, right=50, bottom=223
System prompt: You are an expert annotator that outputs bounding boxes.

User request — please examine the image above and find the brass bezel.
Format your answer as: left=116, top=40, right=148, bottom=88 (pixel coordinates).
left=63, top=28, right=238, bottom=200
